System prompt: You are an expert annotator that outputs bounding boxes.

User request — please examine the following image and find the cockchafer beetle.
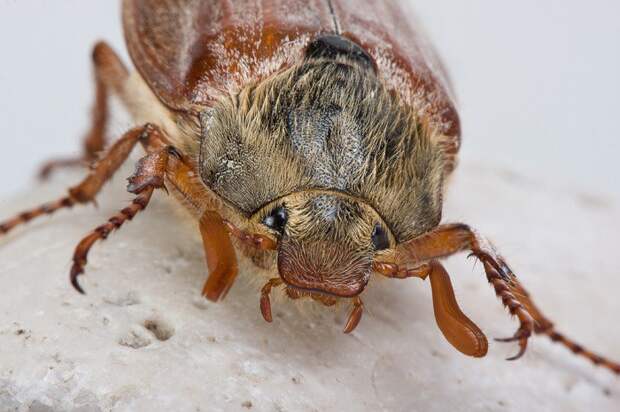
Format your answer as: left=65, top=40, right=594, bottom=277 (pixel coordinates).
left=1, top=0, right=618, bottom=375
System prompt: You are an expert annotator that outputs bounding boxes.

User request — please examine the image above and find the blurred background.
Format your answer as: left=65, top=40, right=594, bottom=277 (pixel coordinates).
left=0, top=1, right=618, bottom=199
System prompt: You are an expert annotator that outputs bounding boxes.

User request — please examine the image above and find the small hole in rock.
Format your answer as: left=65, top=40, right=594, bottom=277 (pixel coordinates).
left=144, top=318, right=175, bottom=341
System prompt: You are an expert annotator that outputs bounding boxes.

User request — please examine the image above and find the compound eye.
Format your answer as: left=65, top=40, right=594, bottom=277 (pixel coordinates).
left=262, top=206, right=288, bottom=235
left=371, top=223, right=390, bottom=251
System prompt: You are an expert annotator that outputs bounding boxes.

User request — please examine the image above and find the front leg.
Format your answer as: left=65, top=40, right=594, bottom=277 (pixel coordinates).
left=70, top=139, right=174, bottom=292
left=376, top=224, right=620, bottom=374
left=199, top=210, right=239, bottom=302
left=374, top=260, right=488, bottom=357
left=377, top=224, right=537, bottom=359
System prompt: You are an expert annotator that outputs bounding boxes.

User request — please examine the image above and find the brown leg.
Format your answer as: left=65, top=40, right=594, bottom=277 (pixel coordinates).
left=70, top=139, right=172, bottom=293
left=224, top=221, right=277, bottom=251
left=373, top=261, right=431, bottom=280
left=0, top=125, right=155, bottom=237
left=495, top=267, right=620, bottom=373
left=39, top=42, right=129, bottom=179
left=260, top=278, right=283, bottom=322
left=427, top=260, right=488, bottom=357
left=376, top=223, right=620, bottom=374
left=199, top=210, right=239, bottom=302
left=343, top=296, right=364, bottom=334
left=374, top=260, right=488, bottom=357
left=57, top=129, right=244, bottom=302
left=151, top=147, right=243, bottom=302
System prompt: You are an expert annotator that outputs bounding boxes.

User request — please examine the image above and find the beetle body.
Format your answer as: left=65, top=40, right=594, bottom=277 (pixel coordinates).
left=123, top=0, right=458, bottom=297
left=1, top=0, right=619, bottom=375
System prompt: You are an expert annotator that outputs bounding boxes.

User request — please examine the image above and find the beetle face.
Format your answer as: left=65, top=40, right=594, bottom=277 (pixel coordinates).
left=255, top=191, right=393, bottom=299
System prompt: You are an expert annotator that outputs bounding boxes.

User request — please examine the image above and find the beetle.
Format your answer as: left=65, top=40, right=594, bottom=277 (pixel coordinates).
left=1, top=0, right=618, bottom=374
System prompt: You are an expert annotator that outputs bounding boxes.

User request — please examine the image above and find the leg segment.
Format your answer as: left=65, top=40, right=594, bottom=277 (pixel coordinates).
left=374, top=260, right=488, bottom=357
left=376, top=223, right=620, bottom=374
left=377, top=224, right=536, bottom=359
left=153, top=145, right=243, bottom=302
left=224, top=221, right=277, bottom=251
left=373, top=262, right=431, bottom=280
left=0, top=125, right=150, bottom=237
left=428, top=260, right=488, bottom=357
left=343, top=297, right=364, bottom=334
left=70, top=141, right=172, bottom=293
left=494, top=264, right=620, bottom=373
left=39, top=42, right=129, bottom=179
left=199, top=210, right=239, bottom=302
left=260, top=278, right=283, bottom=322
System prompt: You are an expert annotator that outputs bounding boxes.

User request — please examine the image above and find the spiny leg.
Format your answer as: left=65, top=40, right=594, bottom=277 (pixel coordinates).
left=480, top=260, right=534, bottom=360
left=377, top=223, right=620, bottom=374
left=0, top=125, right=153, bottom=237
left=39, top=42, right=129, bottom=179
left=496, top=267, right=620, bottom=374
left=70, top=142, right=173, bottom=293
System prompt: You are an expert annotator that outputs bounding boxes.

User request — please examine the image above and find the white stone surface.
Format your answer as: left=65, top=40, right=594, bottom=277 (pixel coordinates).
left=1, top=158, right=619, bottom=412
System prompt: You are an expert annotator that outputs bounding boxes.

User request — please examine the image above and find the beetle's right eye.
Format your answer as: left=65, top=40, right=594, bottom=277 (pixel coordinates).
left=262, top=206, right=288, bottom=234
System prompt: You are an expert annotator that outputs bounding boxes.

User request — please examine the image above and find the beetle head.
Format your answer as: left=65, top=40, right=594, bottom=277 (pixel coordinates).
left=252, top=191, right=394, bottom=299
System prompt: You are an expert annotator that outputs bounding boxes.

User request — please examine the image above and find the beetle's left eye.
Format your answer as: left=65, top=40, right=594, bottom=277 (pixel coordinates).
left=371, top=223, right=389, bottom=251
left=262, top=206, right=288, bottom=235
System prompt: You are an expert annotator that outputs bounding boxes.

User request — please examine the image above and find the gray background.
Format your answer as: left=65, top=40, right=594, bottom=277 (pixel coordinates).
left=0, top=1, right=618, bottom=198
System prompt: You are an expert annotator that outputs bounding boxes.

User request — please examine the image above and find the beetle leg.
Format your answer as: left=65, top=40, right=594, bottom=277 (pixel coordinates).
left=70, top=141, right=173, bottom=293
left=375, top=259, right=488, bottom=357
left=373, top=224, right=537, bottom=360
left=0, top=125, right=158, bottom=238
left=260, top=278, right=283, bottom=323
left=427, top=260, right=488, bottom=357
left=140, top=142, right=243, bottom=302
left=199, top=211, right=239, bottom=302
left=39, top=42, right=129, bottom=180
left=224, top=220, right=278, bottom=250
left=343, top=297, right=364, bottom=334
left=376, top=223, right=620, bottom=374
left=373, top=261, right=431, bottom=280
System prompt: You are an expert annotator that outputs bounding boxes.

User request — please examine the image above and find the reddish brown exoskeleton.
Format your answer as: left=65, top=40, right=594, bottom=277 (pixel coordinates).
left=1, top=0, right=618, bottom=375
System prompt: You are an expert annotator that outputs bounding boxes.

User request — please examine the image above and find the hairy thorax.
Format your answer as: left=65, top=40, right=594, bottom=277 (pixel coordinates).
left=199, top=58, right=446, bottom=244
